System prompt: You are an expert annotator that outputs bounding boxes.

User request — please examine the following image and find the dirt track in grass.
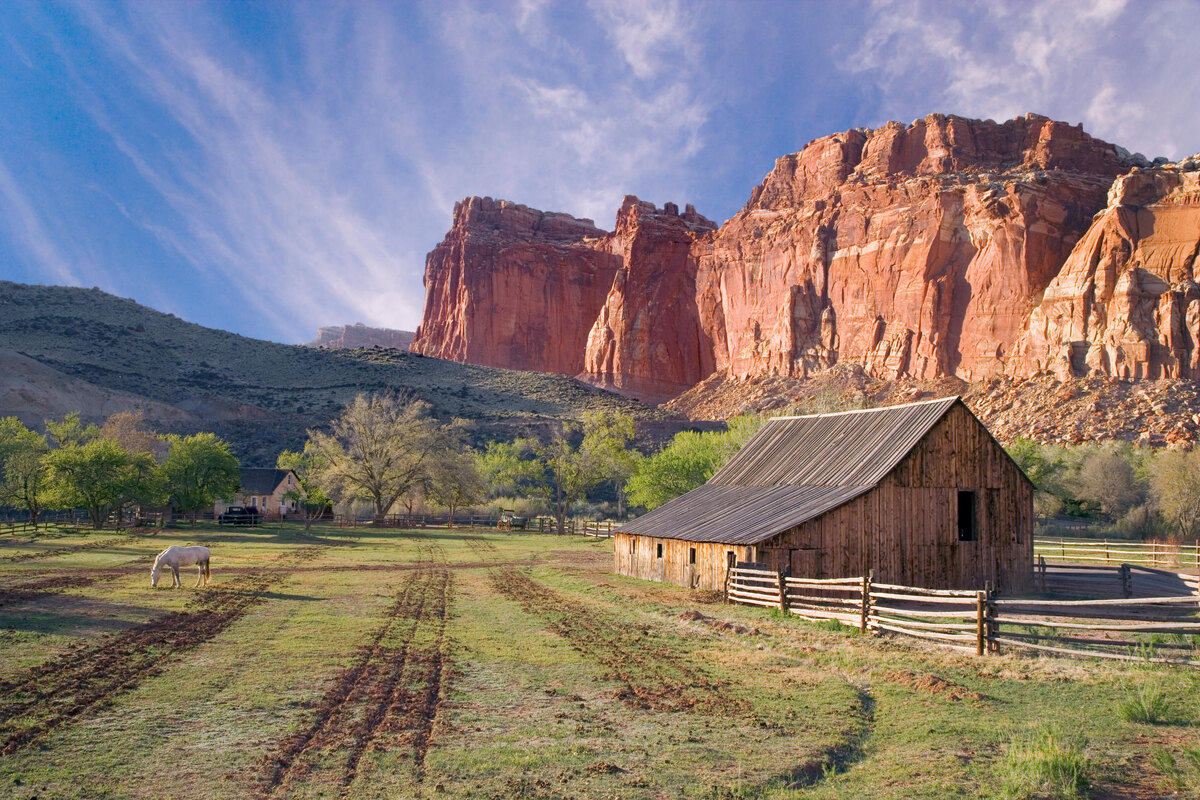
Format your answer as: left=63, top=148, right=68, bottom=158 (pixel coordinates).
left=489, top=565, right=748, bottom=716
left=0, top=546, right=324, bottom=754
left=253, top=544, right=454, bottom=798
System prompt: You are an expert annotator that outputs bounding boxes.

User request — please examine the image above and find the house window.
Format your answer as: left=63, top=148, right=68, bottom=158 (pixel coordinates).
left=656, top=543, right=663, bottom=559
left=689, top=547, right=696, bottom=565
left=958, top=490, right=977, bottom=541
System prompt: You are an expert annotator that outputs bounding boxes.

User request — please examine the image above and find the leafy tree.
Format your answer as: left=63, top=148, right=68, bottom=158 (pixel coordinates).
left=44, top=412, right=99, bottom=448
left=44, top=439, right=162, bottom=529
left=163, top=433, right=241, bottom=522
left=626, top=430, right=722, bottom=510
left=305, top=394, right=460, bottom=520
left=277, top=445, right=333, bottom=530
left=1074, top=445, right=1144, bottom=518
left=480, top=439, right=545, bottom=499
left=1150, top=449, right=1200, bottom=538
left=538, top=412, right=636, bottom=534
left=625, top=414, right=764, bottom=510
left=427, top=449, right=486, bottom=527
left=0, top=418, right=50, bottom=529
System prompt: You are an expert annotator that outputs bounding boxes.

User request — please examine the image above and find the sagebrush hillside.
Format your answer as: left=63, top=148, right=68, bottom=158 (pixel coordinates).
left=0, top=281, right=667, bottom=462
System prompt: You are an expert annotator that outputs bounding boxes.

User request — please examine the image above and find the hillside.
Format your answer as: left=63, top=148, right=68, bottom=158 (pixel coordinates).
left=0, top=281, right=667, bottom=462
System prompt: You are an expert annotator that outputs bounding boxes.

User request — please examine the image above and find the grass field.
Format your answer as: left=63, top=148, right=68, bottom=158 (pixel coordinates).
left=2, top=524, right=1200, bottom=799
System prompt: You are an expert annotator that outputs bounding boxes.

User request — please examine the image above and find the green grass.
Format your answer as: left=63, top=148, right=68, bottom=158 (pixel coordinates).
left=1, top=523, right=1200, bottom=798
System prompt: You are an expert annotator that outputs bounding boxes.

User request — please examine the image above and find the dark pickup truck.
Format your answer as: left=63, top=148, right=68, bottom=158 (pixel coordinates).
left=218, top=506, right=261, bottom=526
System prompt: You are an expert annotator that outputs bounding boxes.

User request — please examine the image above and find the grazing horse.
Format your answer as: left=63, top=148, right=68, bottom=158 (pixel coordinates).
left=151, top=545, right=211, bottom=588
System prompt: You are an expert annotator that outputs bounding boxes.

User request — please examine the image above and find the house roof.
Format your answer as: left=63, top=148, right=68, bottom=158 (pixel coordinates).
left=239, top=468, right=293, bottom=495
left=617, top=396, right=963, bottom=545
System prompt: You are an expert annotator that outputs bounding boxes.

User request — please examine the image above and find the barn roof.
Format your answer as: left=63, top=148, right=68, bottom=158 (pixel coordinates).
left=617, top=396, right=962, bottom=545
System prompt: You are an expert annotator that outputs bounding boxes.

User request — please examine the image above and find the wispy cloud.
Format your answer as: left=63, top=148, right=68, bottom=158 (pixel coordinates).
left=849, top=0, right=1200, bottom=159
left=0, top=157, right=82, bottom=285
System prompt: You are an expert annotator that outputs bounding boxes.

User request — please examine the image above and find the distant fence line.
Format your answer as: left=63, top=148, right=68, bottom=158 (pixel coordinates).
left=330, top=513, right=616, bottom=537
left=1034, top=537, right=1200, bottom=569
left=725, top=564, right=1200, bottom=665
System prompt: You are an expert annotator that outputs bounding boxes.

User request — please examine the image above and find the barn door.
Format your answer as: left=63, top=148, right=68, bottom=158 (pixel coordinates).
left=790, top=548, right=822, bottom=578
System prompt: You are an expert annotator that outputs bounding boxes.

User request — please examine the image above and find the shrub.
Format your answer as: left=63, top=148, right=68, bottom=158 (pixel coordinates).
left=998, top=728, right=1090, bottom=800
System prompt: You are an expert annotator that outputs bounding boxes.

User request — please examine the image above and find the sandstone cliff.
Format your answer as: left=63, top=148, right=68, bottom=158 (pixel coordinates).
left=1010, top=156, right=1200, bottom=380
left=412, top=114, right=1198, bottom=407
left=697, top=113, right=1127, bottom=383
left=309, top=323, right=414, bottom=350
left=581, top=197, right=717, bottom=404
left=410, top=196, right=620, bottom=374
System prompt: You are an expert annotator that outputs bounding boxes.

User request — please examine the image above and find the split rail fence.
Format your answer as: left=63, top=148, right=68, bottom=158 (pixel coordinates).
left=1035, top=537, right=1200, bottom=568
left=726, top=564, right=1200, bottom=665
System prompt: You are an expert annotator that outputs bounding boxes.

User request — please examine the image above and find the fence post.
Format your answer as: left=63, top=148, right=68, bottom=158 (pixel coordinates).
left=1104, top=538, right=1110, bottom=565
left=723, top=565, right=732, bottom=603
left=1120, top=563, right=1132, bottom=598
left=860, top=573, right=871, bottom=633
left=976, top=590, right=986, bottom=656
left=777, top=569, right=788, bottom=612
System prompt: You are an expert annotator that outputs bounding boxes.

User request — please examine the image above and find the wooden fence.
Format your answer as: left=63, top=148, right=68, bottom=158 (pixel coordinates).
left=1035, top=537, right=1200, bottom=568
left=330, top=513, right=617, bottom=536
left=726, top=565, right=1200, bottom=664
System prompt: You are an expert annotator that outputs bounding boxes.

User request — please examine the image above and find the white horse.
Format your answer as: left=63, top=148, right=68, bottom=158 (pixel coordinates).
left=151, top=545, right=211, bottom=588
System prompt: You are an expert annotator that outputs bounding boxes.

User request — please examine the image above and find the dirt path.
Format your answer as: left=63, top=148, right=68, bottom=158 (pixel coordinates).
left=0, top=574, right=103, bottom=607
left=254, top=545, right=454, bottom=798
left=490, top=566, right=746, bottom=716
left=0, top=546, right=324, bottom=754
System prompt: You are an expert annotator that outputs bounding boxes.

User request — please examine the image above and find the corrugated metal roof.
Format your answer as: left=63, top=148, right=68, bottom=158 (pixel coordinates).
left=617, top=396, right=961, bottom=545
left=617, top=484, right=872, bottom=544
left=709, top=396, right=958, bottom=487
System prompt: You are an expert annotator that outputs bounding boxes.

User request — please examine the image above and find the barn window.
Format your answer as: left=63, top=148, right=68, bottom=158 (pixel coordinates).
left=958, top=490, right=977, bottom=541
left=727, top=551, right=736, bottom=568
left=629, top=538, right=636, bottom=555
left=689, top=547, right=696, bottom=564
left=656, top=543, right=663, bottom=559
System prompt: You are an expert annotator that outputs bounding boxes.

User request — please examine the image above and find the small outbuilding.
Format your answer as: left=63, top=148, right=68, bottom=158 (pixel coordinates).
left=614, top=397, right=1033, bottom=593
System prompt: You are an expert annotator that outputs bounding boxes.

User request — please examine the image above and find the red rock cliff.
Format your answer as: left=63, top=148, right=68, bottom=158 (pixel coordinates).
left=1010, top=156, right=1200, bottom=380
left=410, top=197, right=620, bottom=374
left=581, top=197, right=717, bottom=404
left=412, top=114, right=1190, bottom=405
left=697, top=113, right=1127, bottom=383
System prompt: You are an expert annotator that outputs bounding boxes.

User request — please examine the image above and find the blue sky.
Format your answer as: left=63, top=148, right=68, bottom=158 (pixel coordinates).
left=1, top=0, right=1197, bottom=344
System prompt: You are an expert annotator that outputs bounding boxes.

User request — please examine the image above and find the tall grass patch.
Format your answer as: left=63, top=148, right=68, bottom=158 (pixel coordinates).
left=998, top=727, right=1090, bottom=800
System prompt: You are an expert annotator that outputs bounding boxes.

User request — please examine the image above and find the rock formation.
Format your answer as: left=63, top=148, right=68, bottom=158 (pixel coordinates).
left=309, top=324, right=414, bottom=350
left=1010, top=156, right=1200, bottom=380
left=582, top=197, right=717, bottom=403
left=412, top=113, right=1200, bottom=406
left=410, top=196, right=620, bottom=374
left=696, top=113, right=1126, bottom=383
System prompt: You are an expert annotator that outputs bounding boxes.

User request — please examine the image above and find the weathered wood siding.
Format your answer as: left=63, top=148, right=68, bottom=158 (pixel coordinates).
left=614, top=403, right=1033, bottom=593
left=756, top=403, right=1032, bottom=592
left=612, top=533, right=756, bottom=592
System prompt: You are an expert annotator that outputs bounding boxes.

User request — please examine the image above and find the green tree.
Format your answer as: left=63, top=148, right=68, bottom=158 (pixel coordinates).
left=0, top=418, right=50, bottom=529
left=305, top=394, right=459, bottom=520
left=1150, top=449, right=1200, bottom=538
left=164, top=433, right=241, bottom=522
left=626, top=430, right=722, bottom=510
left=277, top=445, right=332, bottom=530
left=1074, top=445, right=1144, bottom=518
left=44, top=412, right=99, bottom=448
left=625, top=414, right=764, bottom=510
left=44, top=439, right=161, bottom=529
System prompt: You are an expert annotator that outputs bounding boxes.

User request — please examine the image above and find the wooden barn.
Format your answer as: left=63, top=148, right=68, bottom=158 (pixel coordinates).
left=614, top=397, right=1033, bottom=594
